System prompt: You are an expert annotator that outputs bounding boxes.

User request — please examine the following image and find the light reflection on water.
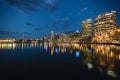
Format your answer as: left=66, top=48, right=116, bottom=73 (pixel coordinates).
left=0, top=42, right=42, bottom=49
left=0, top=42, right=120, bottom=78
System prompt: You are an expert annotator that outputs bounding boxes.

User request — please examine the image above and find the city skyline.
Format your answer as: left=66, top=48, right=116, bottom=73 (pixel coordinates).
left=0, top=10, right=120, bottom=42
left=0, top=0, right=120, bottom=38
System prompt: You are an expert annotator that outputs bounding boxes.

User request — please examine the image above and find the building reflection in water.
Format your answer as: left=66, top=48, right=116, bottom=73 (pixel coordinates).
left=0, top=42, right=41, bottom=50
left=119, top=54, right=120, bottom=60
left=75, top=51, right=80, bottom=58
left=0, top=43, right=15, bottom=49
left=0, top=42, right=120, bottom=78
left=47, top=43, right=120, bottom=78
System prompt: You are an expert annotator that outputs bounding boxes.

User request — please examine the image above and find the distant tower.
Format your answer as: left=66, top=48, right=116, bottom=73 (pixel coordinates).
left=50, top=31, right=54, bottom=41
left=22, top=33, right=24, bottom=39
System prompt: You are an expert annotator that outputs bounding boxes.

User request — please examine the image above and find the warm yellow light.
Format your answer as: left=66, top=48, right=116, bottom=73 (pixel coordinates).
left=117, top=29, right=120, bottom=32
left=102, top=50, right=105, bottom=55
left=0, top=43, right=12, bottom=49
left=0, top=44, right=1, bottom=48
left=119, top=54, right=120, bottom=60
left=110, top=51, right=113, bottom=57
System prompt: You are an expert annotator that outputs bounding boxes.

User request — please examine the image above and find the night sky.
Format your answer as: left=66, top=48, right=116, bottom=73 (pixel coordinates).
left=0, top=0, right=120, bottom=38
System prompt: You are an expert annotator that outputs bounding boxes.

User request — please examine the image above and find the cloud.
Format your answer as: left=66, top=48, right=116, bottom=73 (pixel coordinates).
left=6, top=0, right=59, bottom=13
left=34, top=27, right=42, bottom=31
left=81, top=8, right=88, bottom=12
left=50, top=17, right=73, bottom=32
left=25, top=22, right=36, bottom=27
left=44, top=0, right=59, bottom=12
left=78, top=7, right=88, bottom=15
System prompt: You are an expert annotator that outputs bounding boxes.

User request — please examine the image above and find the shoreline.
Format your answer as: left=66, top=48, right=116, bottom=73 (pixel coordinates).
left=0, top=41, right=120, bottom=46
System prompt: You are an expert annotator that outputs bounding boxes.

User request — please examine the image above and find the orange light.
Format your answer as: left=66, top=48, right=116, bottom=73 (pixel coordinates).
left=0, top=44, right=1, bottom=48
left=119, top=54, right=120, bottom=60
left=117, top=29, right=120, bottom=32
left=110, top=51, right=113, bottom=57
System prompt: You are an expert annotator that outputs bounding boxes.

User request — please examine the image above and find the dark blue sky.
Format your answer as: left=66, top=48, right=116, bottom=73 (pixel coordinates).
left=0, top=0, right=120, bottom=38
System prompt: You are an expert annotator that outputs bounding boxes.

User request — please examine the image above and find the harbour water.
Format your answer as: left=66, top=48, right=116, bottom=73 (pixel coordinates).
left=0, top=42, right=120, bottom=80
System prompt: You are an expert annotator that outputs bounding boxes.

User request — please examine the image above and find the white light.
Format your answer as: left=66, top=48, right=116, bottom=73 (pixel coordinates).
left=107, top=70, right=118, bottom=78
left=76, top=30, right=79, bottom=33
left=87, top=63, right=93, bottom=69
left=51, top=31, right=54, bottom=33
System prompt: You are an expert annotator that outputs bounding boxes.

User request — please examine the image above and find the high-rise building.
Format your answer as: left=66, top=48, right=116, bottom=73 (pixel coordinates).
left=81, top=19, right=93, bottom=37
left=94, top=11, right=116, bottom=36
left=110, top=27, right=120, bottom=43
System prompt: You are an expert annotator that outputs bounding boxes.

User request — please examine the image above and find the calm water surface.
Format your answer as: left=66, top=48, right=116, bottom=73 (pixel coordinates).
left=0, top=42, right=120, bottom=80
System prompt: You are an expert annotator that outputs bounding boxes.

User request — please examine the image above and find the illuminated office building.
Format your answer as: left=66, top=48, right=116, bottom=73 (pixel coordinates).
left=94, top=11, right=116, bottom=35
left=81, top=19, right=93, bottom=37
left=110, top=27, right=120, bottom=42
